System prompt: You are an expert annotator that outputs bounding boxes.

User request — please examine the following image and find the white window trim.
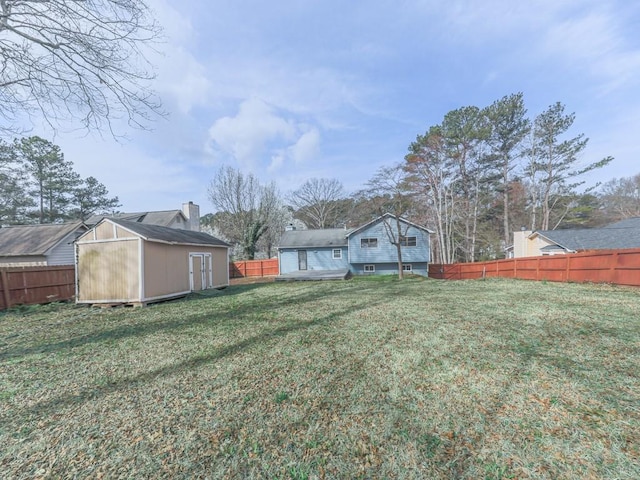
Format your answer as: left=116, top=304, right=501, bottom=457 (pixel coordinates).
left=364, top=264, right=375, bottom=272
left=399, top=235, right=417, bottom=247
left=361, top=237, right=378, bottom=248
left=402, top=264, right=413, bottom=272
left=332, top=248, right=342, bottom=259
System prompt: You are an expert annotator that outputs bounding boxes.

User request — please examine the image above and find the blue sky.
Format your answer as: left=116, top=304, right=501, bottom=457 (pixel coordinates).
left=36, top=0, right=640, bottom=213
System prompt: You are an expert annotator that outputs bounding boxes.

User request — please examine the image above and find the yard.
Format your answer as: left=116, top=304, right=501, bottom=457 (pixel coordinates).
left=1, top=277, right=638, bottom=479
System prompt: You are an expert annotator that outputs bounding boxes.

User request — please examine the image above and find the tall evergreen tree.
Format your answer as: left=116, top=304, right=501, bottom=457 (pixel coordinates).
left=13, top=136, right=79, bottom=223
left=0, top=140, right=33, bottom=224
left=484, top=93, right=530, bottom=246
left=527, top=103, right=612, bottom=230
left=70, top=176, right=121, bottom=221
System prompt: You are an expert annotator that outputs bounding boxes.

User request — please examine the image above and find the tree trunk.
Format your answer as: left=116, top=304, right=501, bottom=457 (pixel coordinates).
left=395, top=215, right=404, bottom=280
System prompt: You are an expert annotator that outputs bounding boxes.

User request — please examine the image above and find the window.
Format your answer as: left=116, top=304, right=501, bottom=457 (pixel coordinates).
left=361, top=237, right=378, bottom=248
left=364, top=264, right=375, bottom=273
left=399, top=235, right=417, bottom=247
left=402, top=264, right=413, bottom=272
left=332, top=248, right=342, bottom=259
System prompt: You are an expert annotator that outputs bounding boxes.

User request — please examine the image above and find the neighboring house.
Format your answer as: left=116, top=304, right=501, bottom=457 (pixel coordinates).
left=0, top=222, right=87, bottom=267
left=85, top=201, right=201, bottom=232
left=510, top=217, right=640, bottom=257
left=76, top=218, right=230, bottom=305
left=278, top=214, right=433, bottom=277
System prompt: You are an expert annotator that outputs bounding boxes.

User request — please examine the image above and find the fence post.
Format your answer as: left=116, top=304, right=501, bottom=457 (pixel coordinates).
left=1, top=269, right=11, bottom=309
left=565, top=255, right=571, bottom=282
left=610, top=251, right=619, bottom=283
left=260, top=260, right=263, bottom=278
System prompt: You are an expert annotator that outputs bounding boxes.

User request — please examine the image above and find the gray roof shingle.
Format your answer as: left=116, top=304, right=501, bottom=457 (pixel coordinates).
left=535, top=224, right=640, bottom=251
left=279, top=229, right=348, bottom=249
left=603, top=217, right=640, bottom=229
left=85, top=210, right=185, bottom=227
left=0, top=222, right=86, bottom=257
left=110, top=219, right=229, bottom=247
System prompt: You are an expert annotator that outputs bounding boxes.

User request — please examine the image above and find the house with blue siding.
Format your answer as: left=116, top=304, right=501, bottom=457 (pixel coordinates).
left=278, top=214, right=433, bottom=277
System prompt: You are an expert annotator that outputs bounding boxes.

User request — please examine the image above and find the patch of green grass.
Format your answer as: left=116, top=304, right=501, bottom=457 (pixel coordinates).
left=275, top=391, right=290, bottom=403
left=0, top=277, right=638, bottom=479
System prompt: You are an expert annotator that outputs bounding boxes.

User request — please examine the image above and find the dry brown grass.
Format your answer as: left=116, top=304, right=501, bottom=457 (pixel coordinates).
left=1, top=277, right=638, bottom=479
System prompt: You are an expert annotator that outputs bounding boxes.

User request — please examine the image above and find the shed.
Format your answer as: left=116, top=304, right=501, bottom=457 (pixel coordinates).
left=76, top=218, right=230, bottom=305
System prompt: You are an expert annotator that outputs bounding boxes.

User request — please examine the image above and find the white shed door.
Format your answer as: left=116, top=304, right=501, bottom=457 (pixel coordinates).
left=189, top=253, right=212, bottom=291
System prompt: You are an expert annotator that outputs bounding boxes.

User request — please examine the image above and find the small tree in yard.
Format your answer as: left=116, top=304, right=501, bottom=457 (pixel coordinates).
left=365, top=164, right=414, bottom=280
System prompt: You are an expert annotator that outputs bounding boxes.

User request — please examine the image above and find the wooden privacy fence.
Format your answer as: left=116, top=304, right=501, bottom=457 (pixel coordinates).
left=429, top=248, right=640, bottom=287
left=229, top=259, right=279, bottom=279
left=0, top=265, right=76, bottom=310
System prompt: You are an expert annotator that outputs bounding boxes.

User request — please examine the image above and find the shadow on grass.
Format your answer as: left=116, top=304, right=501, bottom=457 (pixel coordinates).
left=15, top=293, right=386, bottom=423
left=0, top=280, right=387, bottom=361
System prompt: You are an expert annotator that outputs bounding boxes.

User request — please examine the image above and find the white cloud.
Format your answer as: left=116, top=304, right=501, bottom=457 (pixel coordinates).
left=207, top=98, right=321, bottom=173
left=542, top=10, right=640, bottom=93
left=289, top=127, right=320, bottom=164
left=147, top=0, right=211, bottom=114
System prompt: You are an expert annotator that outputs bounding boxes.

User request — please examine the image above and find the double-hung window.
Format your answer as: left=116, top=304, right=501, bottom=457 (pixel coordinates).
left=399, top=235, right=417, bottom=247
left=332, top=248, right=342, bottom=259
left=361, top=237, right=378, bottom=248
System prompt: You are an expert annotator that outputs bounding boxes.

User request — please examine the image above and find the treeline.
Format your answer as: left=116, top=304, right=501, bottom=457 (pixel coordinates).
left=206, top=93, right=637, bottom=263
left=0, top=136, right=120, bottom=225
left=403, top=94, right=612, bottom=263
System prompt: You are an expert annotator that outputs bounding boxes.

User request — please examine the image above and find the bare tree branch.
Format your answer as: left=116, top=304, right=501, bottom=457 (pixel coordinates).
left=287, top=178, right=346, bottom=229
left=0, top=0, right=164, bottom=137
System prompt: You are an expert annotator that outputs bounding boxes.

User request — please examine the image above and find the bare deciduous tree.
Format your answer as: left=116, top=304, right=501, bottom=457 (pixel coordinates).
left=600, top=174, right=640, bottom=220
left=0, top=0, right=163, bottom=136
left=288, top=178, right=346, bottom=229
left=406, top=126, right=458, bottom=264
left=207, top=166, right=282, bottom=260
left=365, top=164, right=414, bottom=280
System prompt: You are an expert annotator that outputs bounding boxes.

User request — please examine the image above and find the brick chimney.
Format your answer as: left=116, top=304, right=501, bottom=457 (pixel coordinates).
left=182, top=201, right=200, bottom=232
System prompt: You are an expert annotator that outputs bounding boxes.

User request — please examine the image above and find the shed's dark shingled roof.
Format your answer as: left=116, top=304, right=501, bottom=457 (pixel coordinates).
left=86, top=210, right=185, bottom=227
left=279, top=229, right=349, bottom=248
left=535, top=219, right=640, bottom=251
left=111, top=219, right=229, bottom=247
left=0, top=222, right=86, bottom=257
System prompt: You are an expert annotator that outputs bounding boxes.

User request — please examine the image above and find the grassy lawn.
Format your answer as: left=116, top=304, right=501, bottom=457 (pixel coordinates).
left=1, top=277, right=638, bottom=479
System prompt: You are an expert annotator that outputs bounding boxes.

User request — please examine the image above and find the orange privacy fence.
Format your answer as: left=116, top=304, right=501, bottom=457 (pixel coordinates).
left=429, top=249, right=640, bottom=287
left=229, top=259, right=279, bottom=279
left=0, top=266, right=76, bottom=310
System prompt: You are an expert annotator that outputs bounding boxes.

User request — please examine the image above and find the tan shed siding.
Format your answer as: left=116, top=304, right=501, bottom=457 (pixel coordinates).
left=211, top=247, right=229, bottom=287
left=115, top=226, right=133, bottom=239
left=142, top=243, right=229, bottom=299
left=77, top=239, right=140, bottom=303
left=142, top=242, right=191, bottom=299
left=95, top=222, right=116, bottom=240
